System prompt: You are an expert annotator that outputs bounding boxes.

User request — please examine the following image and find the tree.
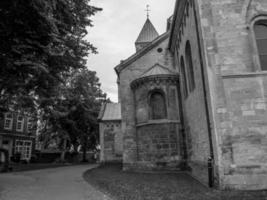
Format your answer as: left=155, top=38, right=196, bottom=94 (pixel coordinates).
left=0, top=0, right=101, bottom=111
left=40, top=68, right=108, bottom=161
left=0, top=148, right=9, bottom=172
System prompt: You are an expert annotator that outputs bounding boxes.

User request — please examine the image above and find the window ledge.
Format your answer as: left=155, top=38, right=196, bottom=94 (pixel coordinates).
left=0, top=132, right=35, bottom=138
left=222, top=71, right=267, bottom=79
left=136, top=120, right=180, bottom=127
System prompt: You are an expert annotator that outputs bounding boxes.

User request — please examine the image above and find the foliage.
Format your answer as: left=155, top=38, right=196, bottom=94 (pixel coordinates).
left=40, top=68, right=108, bottom=154
left=0, top=0, right=101, bottom=111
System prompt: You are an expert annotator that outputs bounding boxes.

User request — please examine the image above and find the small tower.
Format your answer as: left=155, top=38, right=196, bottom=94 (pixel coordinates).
left=135, top=5, right=159, bottom=51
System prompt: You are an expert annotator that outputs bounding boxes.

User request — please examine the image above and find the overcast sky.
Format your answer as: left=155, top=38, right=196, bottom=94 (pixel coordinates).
left=86, top=0, right=176, bottom=102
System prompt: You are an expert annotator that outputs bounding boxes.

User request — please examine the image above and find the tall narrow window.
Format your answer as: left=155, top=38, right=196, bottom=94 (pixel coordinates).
left=180, top=56, right=188, bottom=98
left=185, top=41, right=195, bottom=91
left=149, top=91, right=167, bottom=120
left=27, top=117, right=34, bottom=133
left=16, top=115, right=24, bottom=132
left=254, top=20, right=267, bottom=71
left=4, top=113, right=13, bottom=130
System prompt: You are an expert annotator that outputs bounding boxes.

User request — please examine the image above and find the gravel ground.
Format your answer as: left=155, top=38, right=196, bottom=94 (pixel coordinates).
left=84, top=164, right=267, bottom=200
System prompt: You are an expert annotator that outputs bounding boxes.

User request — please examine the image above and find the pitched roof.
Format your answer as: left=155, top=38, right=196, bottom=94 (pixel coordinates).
left=115, top=31, right=170, bottom=75
left=97, top=103, right=106, bottom=120
left=140, top=63, right=176, bottom=78
left=135, top=19, right=159, bottom=44
left=98, top=103, right=121, bottom=121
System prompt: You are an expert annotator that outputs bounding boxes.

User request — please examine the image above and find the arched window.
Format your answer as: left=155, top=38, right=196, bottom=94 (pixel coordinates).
left=149, top=91, right=167, bottom=120
left=254, top=20, right=267, bottom=71
left=185, top=41, right=195, bottom=91
left=180, top=56, right=188, bottom=97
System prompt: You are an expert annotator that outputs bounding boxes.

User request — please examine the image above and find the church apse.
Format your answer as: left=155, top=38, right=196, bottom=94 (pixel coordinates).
left=130, top=64, right=183, bottom=170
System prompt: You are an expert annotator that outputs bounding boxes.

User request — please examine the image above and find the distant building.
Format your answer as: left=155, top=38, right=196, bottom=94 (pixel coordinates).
left=98, top=103, right=122, bottom=162
left=0, top=112, right=37, bottom=161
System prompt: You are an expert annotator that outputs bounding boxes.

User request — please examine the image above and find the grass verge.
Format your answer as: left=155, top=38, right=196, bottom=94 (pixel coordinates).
left=84, top=163, right=267, bottom=200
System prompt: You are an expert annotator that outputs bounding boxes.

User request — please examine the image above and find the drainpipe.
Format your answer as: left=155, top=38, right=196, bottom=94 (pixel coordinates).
left=176, top=76, right=188, bottom=169
left=192, top=0, right=215, bottom=187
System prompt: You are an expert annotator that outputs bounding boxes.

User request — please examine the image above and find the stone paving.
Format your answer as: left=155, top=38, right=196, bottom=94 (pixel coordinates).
left=0, top=165, right=111, bottom=200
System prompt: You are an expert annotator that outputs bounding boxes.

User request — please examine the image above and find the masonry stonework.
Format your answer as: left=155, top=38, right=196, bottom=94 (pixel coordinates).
left=99, top=121, right=122, bottom=162
left=194, top=0, right=267, bottom=189
left=99, top=0, right=267, bottom=190
left=98, top=103, right=123, bottom=163
left=116, top=37, right=178, bottom=170
left=130, top=71, right=181, bottom=170
left=170, top=1, right=213, bottom=185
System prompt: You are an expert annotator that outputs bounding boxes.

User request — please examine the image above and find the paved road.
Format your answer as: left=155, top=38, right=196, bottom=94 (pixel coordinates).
left=0, top=165, right=111, bottom=200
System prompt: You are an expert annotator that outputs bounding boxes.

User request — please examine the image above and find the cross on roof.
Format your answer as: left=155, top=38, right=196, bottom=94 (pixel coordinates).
left=145, top=4, right=150, bottom=19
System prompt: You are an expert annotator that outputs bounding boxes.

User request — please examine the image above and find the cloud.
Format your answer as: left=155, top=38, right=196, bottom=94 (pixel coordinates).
left=86, top=0, right=176, bottom=102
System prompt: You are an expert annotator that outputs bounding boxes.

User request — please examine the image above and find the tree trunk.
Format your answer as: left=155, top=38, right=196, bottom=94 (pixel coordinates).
left=60, top=139, right=67, bottom=162
left=0, top=148, right=9, bottom=172
left=82, top=135, right=88, bottom=162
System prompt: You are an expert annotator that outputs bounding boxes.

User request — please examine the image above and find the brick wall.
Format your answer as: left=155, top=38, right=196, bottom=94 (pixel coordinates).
left=0, top=112, right=37, bottom=136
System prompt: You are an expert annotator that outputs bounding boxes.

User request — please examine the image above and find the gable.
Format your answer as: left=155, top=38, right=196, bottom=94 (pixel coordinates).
left=140, top=63, right=176, bottom=78
left=115, top=32, right=170, bottom=75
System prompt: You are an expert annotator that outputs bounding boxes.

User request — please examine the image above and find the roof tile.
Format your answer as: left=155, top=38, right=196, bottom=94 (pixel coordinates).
left=99, top=103, right=121, bottom=121
left=135, top=19, right=159, bottom=44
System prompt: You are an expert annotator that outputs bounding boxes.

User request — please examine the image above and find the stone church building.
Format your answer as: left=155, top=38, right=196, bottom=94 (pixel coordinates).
left=99, top=0, right=267, bottom=190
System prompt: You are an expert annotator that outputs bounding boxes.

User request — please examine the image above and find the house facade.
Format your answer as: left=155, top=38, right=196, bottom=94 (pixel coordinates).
left=0, top=112, right=36, bottom=161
